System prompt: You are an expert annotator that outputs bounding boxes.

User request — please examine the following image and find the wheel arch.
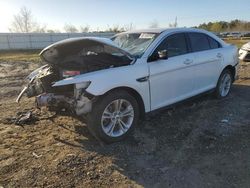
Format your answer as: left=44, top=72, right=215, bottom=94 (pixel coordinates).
left=102, top=86, right=146, bottom=120
left=222, top=65, right=236, bottom=82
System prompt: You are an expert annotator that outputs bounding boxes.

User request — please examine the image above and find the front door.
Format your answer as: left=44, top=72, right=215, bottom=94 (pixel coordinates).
left=148, top=33, right=196, bottom=110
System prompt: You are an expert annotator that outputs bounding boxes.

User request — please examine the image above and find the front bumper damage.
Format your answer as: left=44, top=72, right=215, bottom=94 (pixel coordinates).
left=35, top=92, right=93, bottom=115
left=16, top=65, right=95, bottom=116
left=17, top=86, right=94, bottom=116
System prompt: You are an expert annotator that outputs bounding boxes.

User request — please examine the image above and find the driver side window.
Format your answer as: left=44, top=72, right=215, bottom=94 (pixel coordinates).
left=156, top=33, right=188, bottom=58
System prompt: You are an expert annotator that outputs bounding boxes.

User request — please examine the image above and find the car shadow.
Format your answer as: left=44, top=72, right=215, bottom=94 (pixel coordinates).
left=54, top=83, right=250, bottom=187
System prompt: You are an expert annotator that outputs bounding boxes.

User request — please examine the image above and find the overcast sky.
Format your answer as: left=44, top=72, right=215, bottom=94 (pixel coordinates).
left=0, top=0, right=249, bottom=32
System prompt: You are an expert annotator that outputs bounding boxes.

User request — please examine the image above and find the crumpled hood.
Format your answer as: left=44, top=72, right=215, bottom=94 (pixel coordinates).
left=39, top=37, right=134, bottom=64
left=241, top=42, right=250, bottom=51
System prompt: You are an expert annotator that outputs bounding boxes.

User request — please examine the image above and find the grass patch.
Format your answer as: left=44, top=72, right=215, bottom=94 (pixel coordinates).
left=0, top=50, right=41, bottom=62
left=223, top=39, right=249, bottom=48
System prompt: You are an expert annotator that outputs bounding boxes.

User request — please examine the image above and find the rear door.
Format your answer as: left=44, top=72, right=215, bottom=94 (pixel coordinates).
left=187, top=32, right=222, bottom=93
left=148, top=33, right=196, bottom=110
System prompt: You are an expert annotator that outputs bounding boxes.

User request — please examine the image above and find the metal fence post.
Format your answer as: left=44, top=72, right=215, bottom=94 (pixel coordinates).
left=50, top=33, right=53, bottom=44
left=7, top=34, right=11, bottom=50
left=29, top=34, right=32, bottom=49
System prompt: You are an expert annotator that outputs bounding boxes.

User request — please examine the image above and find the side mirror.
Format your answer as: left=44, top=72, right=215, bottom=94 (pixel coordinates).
left=157, top=49, right=168, bottom=60
left=147, top=49, right=168, bottom=62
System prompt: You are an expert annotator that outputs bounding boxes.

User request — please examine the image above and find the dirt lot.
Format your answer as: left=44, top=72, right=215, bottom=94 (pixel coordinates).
left=0, top=53, right=250, bottom=187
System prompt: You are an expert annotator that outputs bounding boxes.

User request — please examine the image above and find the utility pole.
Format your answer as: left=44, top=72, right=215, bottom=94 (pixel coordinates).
left=174, top=16, right=178, bottom=28
left=169, top=16, right=178, bottom=28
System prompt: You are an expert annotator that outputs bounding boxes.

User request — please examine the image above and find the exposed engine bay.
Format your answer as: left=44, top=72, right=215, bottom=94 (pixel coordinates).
left=16, top=37, right=134, bottom=115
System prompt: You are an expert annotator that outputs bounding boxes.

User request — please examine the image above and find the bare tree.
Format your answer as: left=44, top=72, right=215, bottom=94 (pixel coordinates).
left=34, top=24, right=47, bottom=33
left=106, top=24, right=125, bottom=32
left=123, top=23, right=135, bottom=31
left=105, top=23, right=135, bottom=33
left=80, top=25, right=90, bottom=33
left=64, top=23, right=78, bottom=33
left=169, top=17, right=178, bottom=28
left=149, top=20, right=159, bottom=28
left=47, top=29, right=61, bottom=33
left=9, top=6, right=43, bottom=33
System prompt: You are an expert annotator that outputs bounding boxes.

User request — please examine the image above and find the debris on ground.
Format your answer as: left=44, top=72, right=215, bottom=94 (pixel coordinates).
left=221, top=119, right=229, bottom=123
left=32, top=152, right=42, bottom=158
left=1, top=108, right=59, bottom=126
left=2, top=109, right=39, bottom=125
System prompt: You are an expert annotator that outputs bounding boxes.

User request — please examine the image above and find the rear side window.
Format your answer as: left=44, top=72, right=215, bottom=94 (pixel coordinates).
left=207, top=36, right=221, bottom=49
left=188, top=33, right=210, bottom=52
left=156, top=33, right=188, bottom=58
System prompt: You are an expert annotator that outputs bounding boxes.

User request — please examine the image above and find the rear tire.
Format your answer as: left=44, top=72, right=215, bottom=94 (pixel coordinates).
left=215, top=69, right=233, bottom=98
left=86, top=90, right=139, bottom=143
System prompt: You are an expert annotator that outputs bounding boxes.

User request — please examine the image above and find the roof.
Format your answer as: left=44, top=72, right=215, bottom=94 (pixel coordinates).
left=123, top=27, right=206, bottom=34
left=124, top=28, right=169, bottom=34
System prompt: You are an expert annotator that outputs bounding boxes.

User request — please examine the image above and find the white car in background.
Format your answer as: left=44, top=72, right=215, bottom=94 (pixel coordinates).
left=239, top=42, right=250, bottom=62
left=227, top=32, right=242, bottom=39
left=17, top=28, right=239, bottom=143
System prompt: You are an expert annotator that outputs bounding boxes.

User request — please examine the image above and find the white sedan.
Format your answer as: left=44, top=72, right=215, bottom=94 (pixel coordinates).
left=239, top=41, right=250, bottom=62
left=17, top=28, right=239, bottom=143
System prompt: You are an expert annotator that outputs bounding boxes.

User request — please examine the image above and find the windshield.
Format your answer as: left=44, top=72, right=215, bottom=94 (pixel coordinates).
left=111, top=32, right=158, bottom=58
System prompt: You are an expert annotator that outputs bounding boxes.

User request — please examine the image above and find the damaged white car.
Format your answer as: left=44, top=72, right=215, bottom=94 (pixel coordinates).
left=239, top=41, right=250, bottom=62
left=17, top=28, right=239, bottom=143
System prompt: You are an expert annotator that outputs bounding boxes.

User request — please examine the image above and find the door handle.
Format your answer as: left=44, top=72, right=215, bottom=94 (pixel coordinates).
left=216, top=53, right=222, bottom=58
left=183, top=59, right=193, bottom=65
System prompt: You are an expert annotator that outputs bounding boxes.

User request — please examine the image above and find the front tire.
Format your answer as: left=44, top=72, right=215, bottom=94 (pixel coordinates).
left=87, top=90, right=139, bottom=143
left=215, top=69, right=233, bottom=98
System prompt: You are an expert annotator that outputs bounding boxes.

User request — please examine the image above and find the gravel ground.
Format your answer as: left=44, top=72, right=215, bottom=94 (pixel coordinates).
left=0, top=60, right=249, bottom=188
